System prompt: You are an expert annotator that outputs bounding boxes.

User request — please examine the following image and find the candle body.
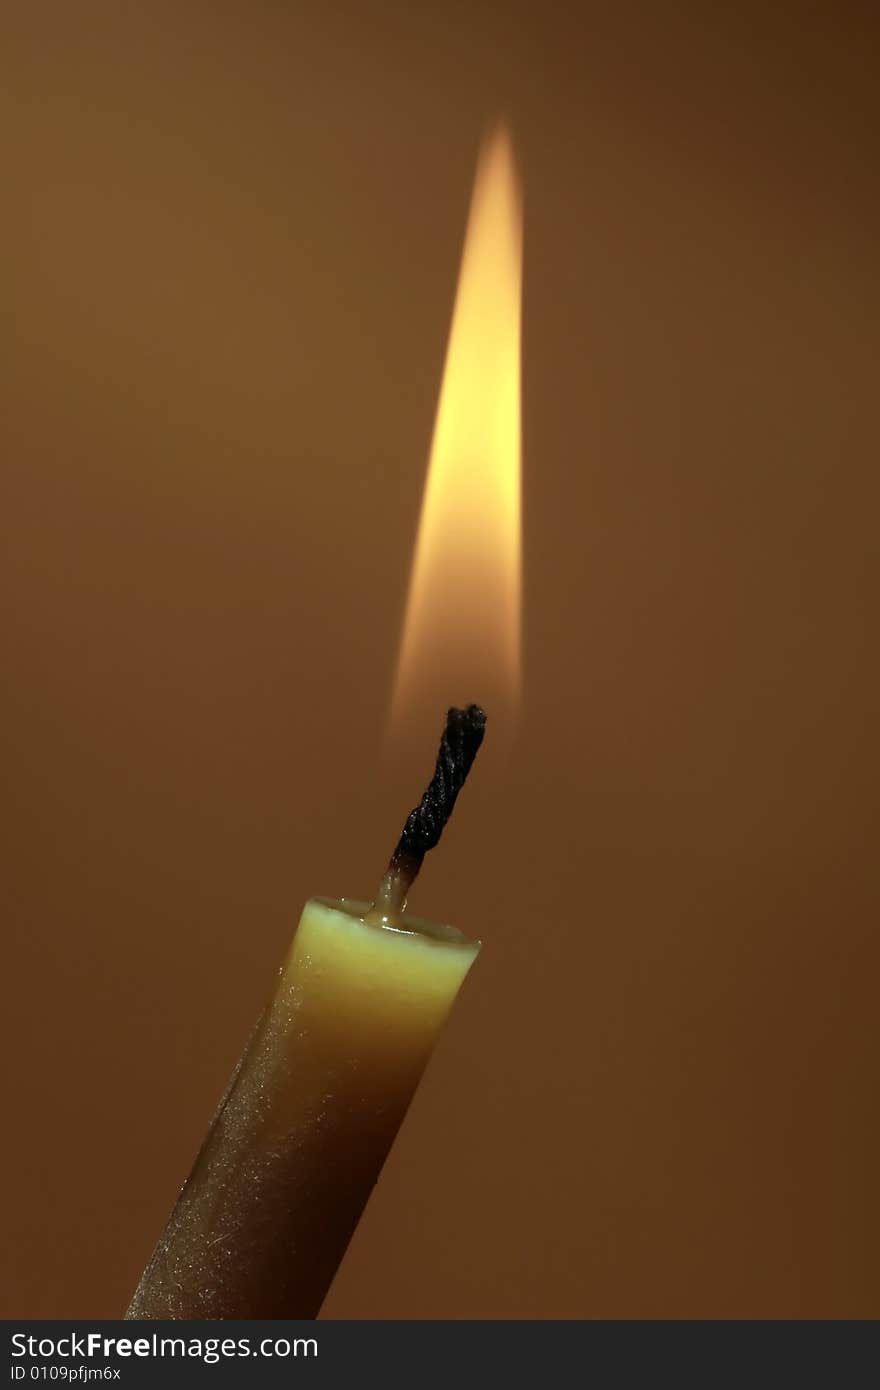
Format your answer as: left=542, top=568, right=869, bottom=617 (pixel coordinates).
left=126, top=898, right=479, bottom=1319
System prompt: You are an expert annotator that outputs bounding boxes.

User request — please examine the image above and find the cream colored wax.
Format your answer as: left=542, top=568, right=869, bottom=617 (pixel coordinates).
left=126, top=897, right=479, bottom=1319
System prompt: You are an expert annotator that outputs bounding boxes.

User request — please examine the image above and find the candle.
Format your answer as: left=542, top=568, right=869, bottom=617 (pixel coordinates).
left=128, top=119, right=522, bottom=1320
left=127, top=706, right=485, bottom=1319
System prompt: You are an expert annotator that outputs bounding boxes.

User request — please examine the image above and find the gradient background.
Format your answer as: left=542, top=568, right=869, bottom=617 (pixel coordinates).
left=3, top=1, right=878, bottom=1318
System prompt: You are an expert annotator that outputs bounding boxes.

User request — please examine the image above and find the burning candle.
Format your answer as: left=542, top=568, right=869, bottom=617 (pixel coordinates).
left=127, top=125, right=522, bottom=1320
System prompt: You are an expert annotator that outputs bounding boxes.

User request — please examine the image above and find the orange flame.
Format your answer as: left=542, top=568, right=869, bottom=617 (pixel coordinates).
left=390, top=124, right=523, bottom=732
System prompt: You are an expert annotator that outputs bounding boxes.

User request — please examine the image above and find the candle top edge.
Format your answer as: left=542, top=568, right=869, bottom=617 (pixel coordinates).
left=309, top=895, right=480, bottom=952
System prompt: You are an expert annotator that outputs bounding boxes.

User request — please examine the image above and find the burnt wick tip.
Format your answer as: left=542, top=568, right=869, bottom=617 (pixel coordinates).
left=369, top=704, right=487, bottom=923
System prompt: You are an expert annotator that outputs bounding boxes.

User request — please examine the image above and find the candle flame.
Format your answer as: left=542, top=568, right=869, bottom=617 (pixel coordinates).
left=390, top=124, right=522, bottom=733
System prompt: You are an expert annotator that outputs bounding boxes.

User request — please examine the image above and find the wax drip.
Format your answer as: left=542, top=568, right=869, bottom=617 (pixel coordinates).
left=366, top=705, right=487, bottom=926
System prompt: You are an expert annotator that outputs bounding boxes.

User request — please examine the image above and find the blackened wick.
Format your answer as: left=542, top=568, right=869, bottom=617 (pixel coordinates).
left=373, top=704, right=487, bottom=921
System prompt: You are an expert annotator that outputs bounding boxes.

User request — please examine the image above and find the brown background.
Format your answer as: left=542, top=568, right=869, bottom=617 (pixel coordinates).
left=2, top=1, right=878, bottom=1318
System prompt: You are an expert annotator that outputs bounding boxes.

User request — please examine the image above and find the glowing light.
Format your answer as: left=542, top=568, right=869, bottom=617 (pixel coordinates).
left=391, top=124, right=522, bottom=729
